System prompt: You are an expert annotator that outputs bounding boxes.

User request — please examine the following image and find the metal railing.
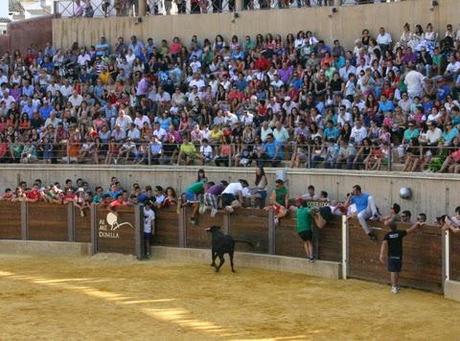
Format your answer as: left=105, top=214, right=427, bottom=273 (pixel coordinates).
left=1, top=141, right=457, bottom=172
left=53, top=0, right=405, bottom=17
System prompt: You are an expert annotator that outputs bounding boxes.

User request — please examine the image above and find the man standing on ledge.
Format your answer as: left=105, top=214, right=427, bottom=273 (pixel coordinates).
left=296, top=201, right=314, bottom=263
left=345, top=185, right=381, bottom=241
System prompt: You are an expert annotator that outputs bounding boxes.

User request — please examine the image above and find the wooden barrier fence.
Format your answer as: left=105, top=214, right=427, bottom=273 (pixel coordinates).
left=0, top=201, right=459, bottom=294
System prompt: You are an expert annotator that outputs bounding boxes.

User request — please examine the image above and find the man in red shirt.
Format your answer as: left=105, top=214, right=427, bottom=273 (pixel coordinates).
left=26, top=184, right=42, bottom=202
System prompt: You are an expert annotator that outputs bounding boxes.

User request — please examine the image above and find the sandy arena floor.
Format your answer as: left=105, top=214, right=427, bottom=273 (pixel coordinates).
left=0, top=254, right=459, bottom=340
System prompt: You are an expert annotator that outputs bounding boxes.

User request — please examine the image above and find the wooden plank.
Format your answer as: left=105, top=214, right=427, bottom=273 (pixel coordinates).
left=28, top=202, right=68, bottom=241
left=184, top=206, right=222, bottom=249
left=275, top=214, right=342, bottom=261
left=451, top=232, right=460, bottom=281
left=95, top=207, right=137, bottom=255
left=153, top=207, right=180, bottom=247
left=75, top=206, right=91, bottom=242
left=348, top=219, right=443, bottom=293
left=228, top=208, right=269, bottom=253
left=0, top=201, right=22, bottom=239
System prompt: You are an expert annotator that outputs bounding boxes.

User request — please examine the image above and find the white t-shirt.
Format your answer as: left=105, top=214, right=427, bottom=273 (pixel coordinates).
left=222, top=182, right=243, bottom=195
left=404, top=70, right=424, bottom=97
left=144, top=208, right=155, bottom=234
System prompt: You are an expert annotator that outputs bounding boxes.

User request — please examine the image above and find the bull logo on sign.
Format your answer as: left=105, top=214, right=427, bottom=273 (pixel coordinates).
left=106, top=212, right=134, bottom=231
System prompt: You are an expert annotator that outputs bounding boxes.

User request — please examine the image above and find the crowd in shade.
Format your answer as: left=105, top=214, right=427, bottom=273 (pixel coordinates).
left=0, top=23, right=460, bottom=172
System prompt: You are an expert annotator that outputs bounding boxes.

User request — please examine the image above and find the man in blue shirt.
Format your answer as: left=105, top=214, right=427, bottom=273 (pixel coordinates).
left=346, top=184, right=380, bottom=241
left=262, top=133, right=283, bottom=167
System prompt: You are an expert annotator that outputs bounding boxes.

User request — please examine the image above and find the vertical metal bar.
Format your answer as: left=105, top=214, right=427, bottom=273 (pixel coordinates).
left=20, top=201, right=28, bottom=240
left=67, top=203, right=75, bottom=242
left=444, top=229, right=450, bottom=283
left=135, top=205, right=144, bottom=259
left=148, top=144, right=152, bottom=165
left=90, top=204, right=98, bottom=255
left=341, top=215, right=348, bottom=280
left=268, top=209, right=275, bottom=255
left=307, top=144, right=311, bottom=169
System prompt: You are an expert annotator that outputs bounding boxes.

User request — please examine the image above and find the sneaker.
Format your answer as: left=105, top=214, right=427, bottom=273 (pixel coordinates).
left=391, top=286, right=398, bottom=294
left=274, top=217, right=279, bottom=226
left=369, top=214, right=381, bottom=221
left=396, top=286, right=401, bottom=293
left=190, top=218, right=196, bottom=226
left=225, top=206, right=234, bottom=213
left=210, top=208, right=218, bottom=217
left=308, top=256, right=316, bottom=263
left=80, top=210, right=85, bottom=217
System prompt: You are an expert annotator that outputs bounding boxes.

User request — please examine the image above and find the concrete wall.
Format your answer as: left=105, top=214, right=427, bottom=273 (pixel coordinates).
left=152, top=246, right=342, bottom=279
left=52, top=0, right=460, bottom=50
left=0, top=15, right=54, bottom=54
left=444, top=280, right=460, bottom=303
left=1, top=164, right=459, bottom=221
left=0, top=240, right=91, bottom=256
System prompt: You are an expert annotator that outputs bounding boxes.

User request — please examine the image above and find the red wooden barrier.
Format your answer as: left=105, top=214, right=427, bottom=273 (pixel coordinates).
left=451, top=232, right=460, bottom=282
left=275, top=214, right=341, bottom=261
left=228, top=209, right=269, bottom=253
left=0, top=201, right=21, bottom=239
left=153, top=207, right=180, bottom=247
left=28, top=202, right=68, bottom=241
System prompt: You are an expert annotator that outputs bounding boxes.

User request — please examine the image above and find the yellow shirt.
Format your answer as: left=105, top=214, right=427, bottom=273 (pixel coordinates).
left=180, top=143, right=196, bottom=156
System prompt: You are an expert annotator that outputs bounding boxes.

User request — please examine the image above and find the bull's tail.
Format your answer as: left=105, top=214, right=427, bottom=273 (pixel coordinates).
left=234, top=239, right=254, bottom=248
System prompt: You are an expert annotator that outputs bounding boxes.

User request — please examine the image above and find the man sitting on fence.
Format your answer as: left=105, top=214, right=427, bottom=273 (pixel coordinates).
left=345, top=185, right=381, bottom=241
left=203, top=180, right=228, bottom=217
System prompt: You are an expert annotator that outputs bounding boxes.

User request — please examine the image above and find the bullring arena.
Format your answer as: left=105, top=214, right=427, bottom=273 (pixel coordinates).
left=2, top=0, right=460, bottom=339
left=0, top=253, right=459, bottom=340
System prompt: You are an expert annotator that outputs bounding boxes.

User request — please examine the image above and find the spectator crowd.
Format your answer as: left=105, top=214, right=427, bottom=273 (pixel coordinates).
left=1, top=23, right=460, bottom=172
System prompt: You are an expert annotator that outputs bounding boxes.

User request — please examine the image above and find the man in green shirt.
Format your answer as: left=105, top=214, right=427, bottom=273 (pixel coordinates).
left=184, top=179, right=206, bottom=225
left=268, top=179, right=288, bottom=226
left=296, top=201, right=314, bottom=262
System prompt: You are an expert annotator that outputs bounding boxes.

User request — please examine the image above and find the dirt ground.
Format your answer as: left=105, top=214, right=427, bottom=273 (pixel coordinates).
left=0, top=254, right=459, bottom=340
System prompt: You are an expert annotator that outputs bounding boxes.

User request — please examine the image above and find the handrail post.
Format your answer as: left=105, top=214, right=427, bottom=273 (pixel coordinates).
left=67, top=203, right=75, bottom=242
left=135, top=205, right=145, bottom=259
left=307, top=144, right=311, bottom=169
left=90, top=204, right=98, bottom=255
left=443, top=229, right=450, bottom=287
left=341, top=215, right=349, bottom=280
left=388, top=144, right=392, bottom=171
left=20, top=201, right=28, bottom=240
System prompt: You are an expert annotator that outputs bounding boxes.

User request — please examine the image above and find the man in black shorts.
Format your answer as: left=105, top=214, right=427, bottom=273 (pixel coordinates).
left=379, top=216, right=425, bottom=294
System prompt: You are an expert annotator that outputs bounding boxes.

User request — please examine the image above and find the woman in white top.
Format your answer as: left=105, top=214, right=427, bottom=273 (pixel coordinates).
left=399, top=23, right=414, bottom=49
left=422, top=23, right=438, bottom=53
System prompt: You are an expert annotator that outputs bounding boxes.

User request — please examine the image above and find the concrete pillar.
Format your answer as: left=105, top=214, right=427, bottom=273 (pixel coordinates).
left=138, top=0, right=147, bottom=16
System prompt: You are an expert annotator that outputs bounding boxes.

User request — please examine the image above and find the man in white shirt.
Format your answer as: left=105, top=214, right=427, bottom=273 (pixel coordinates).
left=267, top=97, right=281, bottom=114
left=272, top=121, right=290, bottom=143
left=445, top=55, right=460, bottom=78
left=143, top=202, right=155, bottom=256
left=221, top=179, right=249, bottom=213
left=350, top=120, right=367, bottom=145
left=77, top=50, right=91, bottom=66
left=134, top=112, right=151, bottom=130
left=422, top=121, right=442, bottom=146
left=60, top=79, right=73, bottom=98
left=339, top=60, right=356, bottom=81
left=127, top=123, right=141, bottom=141
left=152, top=122, right=167, bottom=141
left=260, top=121, right=273, bottom=142
left=189, top=72, right=206, bottom=90
left=115, top=110, right=133, bottom=131
left=282, top=96, right=297, bottom=115
left=404, top=66, right=425, bottom=99
left=199, top=138, right=213, bottom=164
left=376, top=27, right=392, bottom=54
left=68, top=90, right=83, bottom=107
